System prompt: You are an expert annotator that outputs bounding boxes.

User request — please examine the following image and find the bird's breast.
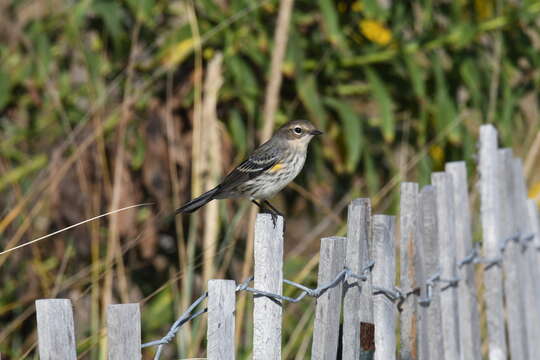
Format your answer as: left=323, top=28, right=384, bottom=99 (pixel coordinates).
left=244, top=153, right=306, bottom=199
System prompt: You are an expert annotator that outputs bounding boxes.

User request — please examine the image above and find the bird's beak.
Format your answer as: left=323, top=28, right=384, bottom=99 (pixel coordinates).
left=310, top=129, right=323, bottom=136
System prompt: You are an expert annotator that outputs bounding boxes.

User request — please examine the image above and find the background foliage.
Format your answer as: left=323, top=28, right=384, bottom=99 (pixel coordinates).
left=1, top=0, right=540, bottom=358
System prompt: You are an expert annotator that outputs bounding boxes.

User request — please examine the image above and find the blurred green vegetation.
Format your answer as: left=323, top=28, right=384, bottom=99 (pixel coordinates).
left=1, top=0, right=540, bottom=358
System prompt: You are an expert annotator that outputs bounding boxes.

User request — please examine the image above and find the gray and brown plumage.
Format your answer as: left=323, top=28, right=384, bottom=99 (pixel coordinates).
left=176, top=120, right=322, bottom=218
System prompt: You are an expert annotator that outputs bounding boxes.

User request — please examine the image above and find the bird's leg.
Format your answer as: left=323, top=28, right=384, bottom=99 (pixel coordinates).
left=251, top=199, right=265, bottom=211
left=263, top=200, right=283, bottom=228
left=251, top=199, right=279, bottom=227
left=263, top=200, right=283, bottom=218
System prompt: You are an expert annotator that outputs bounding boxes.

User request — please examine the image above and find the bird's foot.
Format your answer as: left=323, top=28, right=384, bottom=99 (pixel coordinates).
left=251, top=200, right=283, bottom=229
left=262, top=201, right=280, bottom=228
left=262, top=200, right=283, bottom=217
left=268, top=211, right=277, bottom=228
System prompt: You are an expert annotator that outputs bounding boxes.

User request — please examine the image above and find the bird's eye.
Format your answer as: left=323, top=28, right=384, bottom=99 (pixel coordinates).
left=293, top=127, right=302, bottom=134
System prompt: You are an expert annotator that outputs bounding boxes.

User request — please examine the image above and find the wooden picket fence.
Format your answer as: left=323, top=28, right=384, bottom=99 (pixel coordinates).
left=30, top=124, right=540, bottom=359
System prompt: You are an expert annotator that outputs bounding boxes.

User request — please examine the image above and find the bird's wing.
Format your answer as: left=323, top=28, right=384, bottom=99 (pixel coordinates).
left=236, top=152, right=279, bottom=174
left=217, top=141, right=281, bottom=192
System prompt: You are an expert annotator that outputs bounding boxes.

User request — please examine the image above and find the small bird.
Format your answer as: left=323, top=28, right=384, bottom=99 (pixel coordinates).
left=176, top=120, right=322, bottom=222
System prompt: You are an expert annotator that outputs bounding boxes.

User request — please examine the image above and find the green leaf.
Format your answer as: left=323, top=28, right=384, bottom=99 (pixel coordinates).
left=158, top=25, right=194, bottom=68
left=142, top=289, right=173, bottom=331
left=27, top=23, right=52, bottom=86
left=365, top=67, right=395, bottom=143
left=317, top=0, right=350, bottom=53
left=297, top=74, right=327, bottom=128
left=499, top=74, right=518, bottom=143
left=324, top=97, right=363, bottom=172
left=230, top=0, right=251, bottom=13
left=433, top=56, right=459, bottom=144
left=364, top=151, right=380, bottom=196
left=92, top=1, right=126, bottom=50
left=460, top=59, right=482, bottom=109
left=284, top=26, right=305, bottom=78
left=404, top=54, right=426, bottom=99
left=225, top=54, right=258, bottom=118
left=0, top=69, right=12, bottom=110
left=130, top=130, right=146, bottom=170
left=126, top=0, right=155, bottom=25
left=225, top=55, right=258, bottom=97
left=363, top=0, right=390, bottom=19
left=0, top=155, right=48, bottom=192
left=195, top=0, right=224, bottom=21
left=228, top=109, right=247, bottom=157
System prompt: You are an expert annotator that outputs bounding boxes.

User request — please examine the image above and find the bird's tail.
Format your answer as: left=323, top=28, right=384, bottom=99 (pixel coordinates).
left=175, top=187, right=219, bottom=214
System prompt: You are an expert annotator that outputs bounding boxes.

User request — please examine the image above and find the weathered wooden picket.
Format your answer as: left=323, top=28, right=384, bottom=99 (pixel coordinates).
left=31, top=124, right=540, bottom=359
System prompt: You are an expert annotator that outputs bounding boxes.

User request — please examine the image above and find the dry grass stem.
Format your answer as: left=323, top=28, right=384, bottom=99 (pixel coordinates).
left=261, top=0, right=295, bottom=141
left=202, top=53, right=224, bottom=284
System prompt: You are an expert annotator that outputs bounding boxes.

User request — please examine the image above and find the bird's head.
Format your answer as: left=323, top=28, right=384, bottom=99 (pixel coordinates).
left=277, top=120, right=322, bottom=148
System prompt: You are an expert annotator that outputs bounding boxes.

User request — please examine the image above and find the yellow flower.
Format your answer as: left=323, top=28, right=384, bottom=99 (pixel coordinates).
left=429, top=145, right=445, bottom=165
left=359, top=19, right=392, bottom=46
left=161, top=38, right=194, bottom=68
left=203, top=48, right=215, bottom=60
left=282, top=61, right=295, bottom=77
left=352, top=1, right=363, bottom=12
left=529, top=181, right=540, bottom=206
left=262, top=2, right=275, bottom=13
left=475, top=0, right=493, bottom=20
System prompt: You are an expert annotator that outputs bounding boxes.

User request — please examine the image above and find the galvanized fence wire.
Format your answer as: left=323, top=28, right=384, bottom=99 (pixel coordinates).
left=143, top=231, right=537, bottom=359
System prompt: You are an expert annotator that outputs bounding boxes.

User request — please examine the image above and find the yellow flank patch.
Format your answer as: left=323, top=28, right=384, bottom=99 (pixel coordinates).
left=269, top=163, right=285, bottom=172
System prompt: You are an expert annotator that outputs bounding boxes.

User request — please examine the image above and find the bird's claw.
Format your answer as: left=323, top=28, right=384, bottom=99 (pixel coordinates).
left=270, top=212, right=278, bottom=228
left=252, top=199, right=283, bottom=229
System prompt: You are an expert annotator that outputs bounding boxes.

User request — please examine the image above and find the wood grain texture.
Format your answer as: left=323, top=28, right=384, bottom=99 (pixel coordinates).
left=311, top=237, right=347, bottom=360
left=399, top=183, right=419, bottom=360
left=418, top=186, right=444, bottom=360
left=497, top=150, right=528, bottom=360
left=36, top=299, right=77, bottom=360
left=207, top=280, right=236, bottom=360
left=253, top=214, right=283, bottom=360
left=479, top=125, right=507, bottom=360
left=372, top=215, right=396, bottom=360
left=446, top=161, right=481, bottom=359
left=342, top=198, right=373, bottom=360
left=107, top=303, right=141, bottom=360
left=512, top=158, right=540, bottom=357
left=526, top=200, right=540, bottom=306
left=413, top=185, right=428, bottom=360
left=431, top=172, right=460, bottom=360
